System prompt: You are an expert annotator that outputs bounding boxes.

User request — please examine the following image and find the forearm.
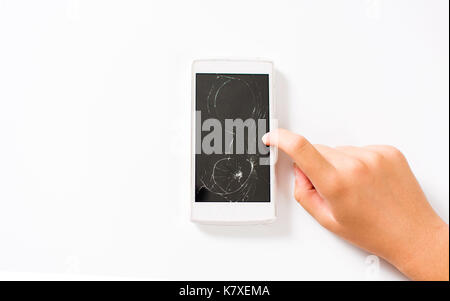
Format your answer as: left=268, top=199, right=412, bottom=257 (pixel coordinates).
left=394, top=220, right=449, bottom=281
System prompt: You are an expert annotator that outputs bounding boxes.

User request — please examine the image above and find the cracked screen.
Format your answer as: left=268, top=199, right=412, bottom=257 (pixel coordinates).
left=195, top=73, right=270, bottom=202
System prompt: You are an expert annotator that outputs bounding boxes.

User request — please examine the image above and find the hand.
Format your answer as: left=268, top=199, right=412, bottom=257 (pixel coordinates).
left=263, top=128, right=449, bottom=281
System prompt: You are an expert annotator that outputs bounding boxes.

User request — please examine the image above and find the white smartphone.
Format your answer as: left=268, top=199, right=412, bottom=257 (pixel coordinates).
left=190, top=59, right=276, bottom=225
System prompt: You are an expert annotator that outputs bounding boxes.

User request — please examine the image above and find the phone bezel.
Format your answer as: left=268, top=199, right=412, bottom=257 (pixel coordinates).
left=190, top=59, right=276, bottom=225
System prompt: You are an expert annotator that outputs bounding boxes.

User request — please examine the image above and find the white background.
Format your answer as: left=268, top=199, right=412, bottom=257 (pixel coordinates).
left=0, top=0, right=448, bottom=280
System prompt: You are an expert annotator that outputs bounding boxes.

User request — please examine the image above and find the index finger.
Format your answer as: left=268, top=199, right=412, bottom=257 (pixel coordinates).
left=262, top=128, right=335, bottom=188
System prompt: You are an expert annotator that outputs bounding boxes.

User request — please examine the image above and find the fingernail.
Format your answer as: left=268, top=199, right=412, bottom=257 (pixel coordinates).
left=293, top=163, right=300, bottom=176
left=262, top=133, right=269, bottom=145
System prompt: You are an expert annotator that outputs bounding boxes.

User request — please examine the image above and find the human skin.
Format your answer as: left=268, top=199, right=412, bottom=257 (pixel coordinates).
left=262, top=128, right=449, bottom=281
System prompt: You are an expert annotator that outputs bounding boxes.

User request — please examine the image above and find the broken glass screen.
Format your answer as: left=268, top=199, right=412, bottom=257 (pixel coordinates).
left=195, top=73, right=270, bottom=202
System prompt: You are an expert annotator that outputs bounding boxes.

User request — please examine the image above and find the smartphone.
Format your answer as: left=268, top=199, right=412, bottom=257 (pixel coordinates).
left=190, top=59, right=276, bottom=225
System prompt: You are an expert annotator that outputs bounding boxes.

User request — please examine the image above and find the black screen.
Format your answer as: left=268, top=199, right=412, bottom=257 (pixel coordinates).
left=195, top=73, right=270, bottom=202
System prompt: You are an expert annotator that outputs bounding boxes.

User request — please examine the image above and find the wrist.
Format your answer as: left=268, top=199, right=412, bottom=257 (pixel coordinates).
left=391, top=218, right=449, bottom=281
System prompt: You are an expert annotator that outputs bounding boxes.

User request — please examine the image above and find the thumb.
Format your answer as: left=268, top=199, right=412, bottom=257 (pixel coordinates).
left=293, top=164, right=336, bottom=230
